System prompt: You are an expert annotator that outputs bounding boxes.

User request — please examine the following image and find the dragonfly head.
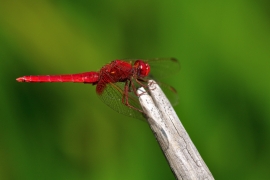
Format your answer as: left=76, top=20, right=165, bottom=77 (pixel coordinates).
left=134, top=60, right=150, bottom=77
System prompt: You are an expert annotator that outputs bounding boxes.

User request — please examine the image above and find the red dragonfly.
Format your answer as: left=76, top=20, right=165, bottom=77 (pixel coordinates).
left=16, top=58, right=179, bottom=120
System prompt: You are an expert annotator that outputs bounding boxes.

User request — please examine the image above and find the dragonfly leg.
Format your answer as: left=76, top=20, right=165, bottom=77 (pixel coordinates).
left=121, top=80, right=144, bottom=113
left=135, top=78, right=147, bottom=88
left=141, top=79, right=157, bottom=91
left=135, top=78, right=156, bottom=96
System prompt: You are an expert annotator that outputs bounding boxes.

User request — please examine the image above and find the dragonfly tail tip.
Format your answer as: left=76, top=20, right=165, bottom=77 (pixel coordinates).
left=16, top=77, right=25, bottom=82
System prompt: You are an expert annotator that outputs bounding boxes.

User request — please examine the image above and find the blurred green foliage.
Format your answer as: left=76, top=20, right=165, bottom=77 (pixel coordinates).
left=1, top=0, right=270, bottom=179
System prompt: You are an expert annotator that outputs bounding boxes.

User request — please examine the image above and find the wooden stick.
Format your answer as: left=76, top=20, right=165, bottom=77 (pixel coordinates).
left=137, top=80, right=214, bottom=180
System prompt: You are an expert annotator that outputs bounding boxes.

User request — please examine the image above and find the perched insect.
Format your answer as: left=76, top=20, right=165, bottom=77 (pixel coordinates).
left=17, top=58, right=179, bottom=120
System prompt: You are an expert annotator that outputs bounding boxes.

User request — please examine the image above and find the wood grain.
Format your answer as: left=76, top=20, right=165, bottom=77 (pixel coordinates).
left=138, top=80, right=214, bottom=180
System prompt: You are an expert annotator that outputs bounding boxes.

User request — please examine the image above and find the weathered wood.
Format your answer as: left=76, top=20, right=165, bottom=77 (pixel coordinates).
left=137, top=80, right=214, bottom=180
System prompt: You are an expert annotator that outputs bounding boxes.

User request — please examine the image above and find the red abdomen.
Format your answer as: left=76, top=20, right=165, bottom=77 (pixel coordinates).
left=16, top=72, right=99, bottom=84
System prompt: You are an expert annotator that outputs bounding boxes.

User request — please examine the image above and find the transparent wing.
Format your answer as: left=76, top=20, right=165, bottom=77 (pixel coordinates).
left=95, top=58, right=179, bottom=120
left=121, top=58, right=180, bottom=106
left=145, top=58, right=180, bottom=80
left=96, top=79, right=146, bottom=121
left=122, top=58, right=180, bottom=80
left=141, top=58, right=180, bottom=105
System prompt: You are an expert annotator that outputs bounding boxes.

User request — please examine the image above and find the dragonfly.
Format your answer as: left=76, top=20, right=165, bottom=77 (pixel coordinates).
left=16, top=58, right=180, bottom=120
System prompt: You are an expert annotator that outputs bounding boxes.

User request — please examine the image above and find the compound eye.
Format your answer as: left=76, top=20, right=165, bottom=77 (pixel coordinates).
left=134, top=60, right=150, bottom=77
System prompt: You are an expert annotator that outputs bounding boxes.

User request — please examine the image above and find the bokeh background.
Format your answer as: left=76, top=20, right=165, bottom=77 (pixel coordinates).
left=1, top=0, right=270, bottom=179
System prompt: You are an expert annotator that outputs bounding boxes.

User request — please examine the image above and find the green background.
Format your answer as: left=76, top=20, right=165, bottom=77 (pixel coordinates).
left=1, top=0, right=270, bottom=179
